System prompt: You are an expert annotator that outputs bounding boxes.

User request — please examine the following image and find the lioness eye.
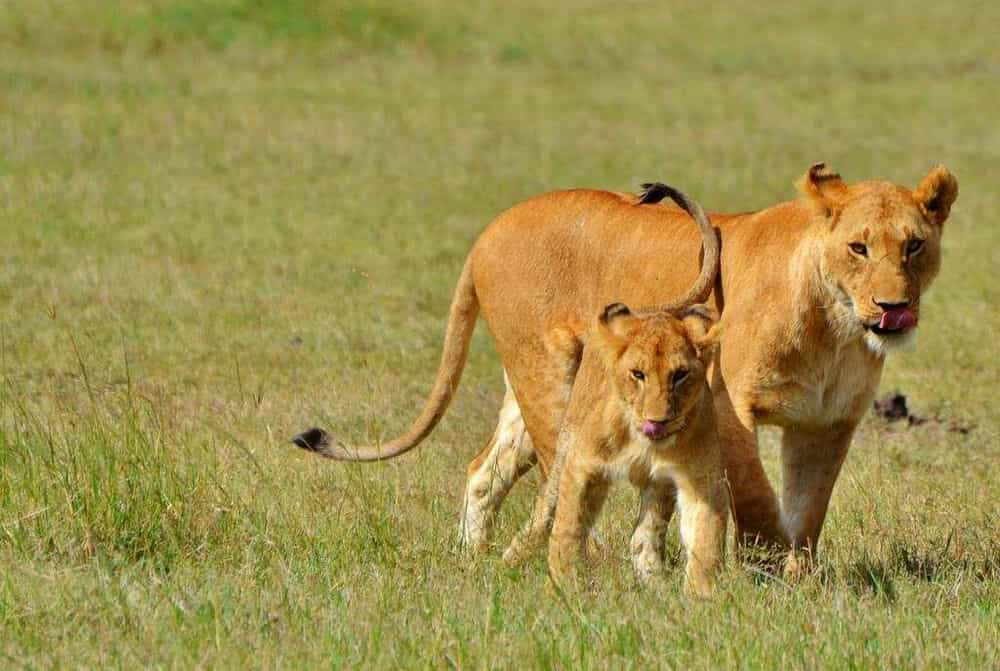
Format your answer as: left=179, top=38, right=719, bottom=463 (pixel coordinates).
left=630, top=369, right=645, bottom=382
left=672, top=368, right=689, bottom=387
left=906, top=239, right=924, bottom=256
left=848, top=242, right=868, bottom=257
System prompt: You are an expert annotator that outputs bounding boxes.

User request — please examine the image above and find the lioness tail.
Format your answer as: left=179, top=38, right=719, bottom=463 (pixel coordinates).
left=293, top=257, right=478, bottom=461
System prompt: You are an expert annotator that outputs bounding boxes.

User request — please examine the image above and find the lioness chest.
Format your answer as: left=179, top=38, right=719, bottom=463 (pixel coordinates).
left=744, top=340, right=883, bottom=429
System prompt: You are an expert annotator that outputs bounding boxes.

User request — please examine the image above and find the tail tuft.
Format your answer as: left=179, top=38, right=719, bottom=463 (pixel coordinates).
left=288, top=255, right=478, bottom=462
left=638, top=182, right=673, bottom=204
left=292, top=427, right=330, bottom=452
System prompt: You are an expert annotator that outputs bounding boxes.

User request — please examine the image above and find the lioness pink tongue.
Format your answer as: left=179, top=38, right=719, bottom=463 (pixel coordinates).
left=879, top=308, right=916, bottom=331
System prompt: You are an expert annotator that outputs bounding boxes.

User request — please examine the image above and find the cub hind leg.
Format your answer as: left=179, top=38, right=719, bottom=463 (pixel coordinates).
left=629, top=477, right=677, bottom=582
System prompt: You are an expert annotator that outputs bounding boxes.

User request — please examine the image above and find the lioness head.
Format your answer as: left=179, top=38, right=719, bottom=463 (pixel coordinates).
left=797, top=163, right=958, bottom=354
left=595, top=303, right=717, bottom=442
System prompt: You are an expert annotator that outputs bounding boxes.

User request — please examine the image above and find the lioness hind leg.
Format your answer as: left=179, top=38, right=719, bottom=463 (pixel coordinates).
left=503, top=430, right=570, bottom=565
left=502, top=477, right=557, bottom=565
left=629, top=478, right=677, bottom=582
left=460, top=374, right=537, bottom=553
left=494, top=326, right=583, bottom=559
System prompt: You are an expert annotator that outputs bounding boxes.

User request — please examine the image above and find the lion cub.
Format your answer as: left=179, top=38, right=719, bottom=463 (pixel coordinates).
left=513, top=301, right=728, bottom=596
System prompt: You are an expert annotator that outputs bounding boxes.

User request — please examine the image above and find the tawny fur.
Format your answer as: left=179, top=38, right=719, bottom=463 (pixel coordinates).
left=294, top=165, right=957, bottom=574
left=291, top=184, right=717, bottom=463
left=506, top=304, right=728, bottom=597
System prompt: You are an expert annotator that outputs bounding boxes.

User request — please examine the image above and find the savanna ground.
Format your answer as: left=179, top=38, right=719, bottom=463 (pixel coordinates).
left=1, top=1, right=998, bottom=668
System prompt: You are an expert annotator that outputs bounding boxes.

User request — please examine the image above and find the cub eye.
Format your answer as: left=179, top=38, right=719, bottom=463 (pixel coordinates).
left=630, top=369, right=645, bottom=382
left=848, top=242, right=868, bottom=257
left=672, top=368, right=689, bottom=387
left=906, top=239, right=925, bottom=256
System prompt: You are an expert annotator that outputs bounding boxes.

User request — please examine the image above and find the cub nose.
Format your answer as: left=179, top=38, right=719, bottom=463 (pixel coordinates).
left=873, top=298, right=910, bottom=311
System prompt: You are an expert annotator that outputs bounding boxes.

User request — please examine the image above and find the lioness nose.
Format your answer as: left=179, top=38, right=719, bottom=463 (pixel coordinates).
left=873, top=298, right=910, bottom=311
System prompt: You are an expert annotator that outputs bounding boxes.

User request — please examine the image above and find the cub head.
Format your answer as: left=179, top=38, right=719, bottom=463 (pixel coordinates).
left=595, top=302, right=717, bottom=443
left=797, top=163, right=958, bottom=355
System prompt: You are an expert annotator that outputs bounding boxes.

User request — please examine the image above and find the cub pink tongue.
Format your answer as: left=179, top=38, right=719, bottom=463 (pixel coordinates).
left=642, top=420, right=668, bottom=439
left=879, top=308, right=916, bottom=331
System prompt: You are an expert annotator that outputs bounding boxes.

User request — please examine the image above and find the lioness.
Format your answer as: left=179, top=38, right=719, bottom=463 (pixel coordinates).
left=293, top=163, right=957, bottom=573
left=511, top=300, right=727, bottom=597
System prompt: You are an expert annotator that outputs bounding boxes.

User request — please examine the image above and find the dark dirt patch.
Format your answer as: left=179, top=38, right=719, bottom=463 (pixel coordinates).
left=872, top=392, right=974, bottom=434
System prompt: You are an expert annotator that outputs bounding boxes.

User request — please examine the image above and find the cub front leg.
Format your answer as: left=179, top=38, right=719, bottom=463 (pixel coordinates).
left=675, top=474, right=728, bottom=598
left=629, top=477, right=677, bottom=582
left=547, top=450, right=609, bottom=585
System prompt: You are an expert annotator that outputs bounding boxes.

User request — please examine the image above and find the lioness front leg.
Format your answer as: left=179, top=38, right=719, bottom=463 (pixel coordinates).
left=629, top=477, right=676, bottom=582
left=712, top=378, right=786, bottom=549
left=675, top=474, right=728, bottom=598
left=548, top=452, right=609, bottom=585
left=780, top=425, right=853, bottom=579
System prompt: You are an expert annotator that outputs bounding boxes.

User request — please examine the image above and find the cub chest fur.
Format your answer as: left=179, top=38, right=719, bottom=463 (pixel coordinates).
left=602, top=434, right=680, bottom=483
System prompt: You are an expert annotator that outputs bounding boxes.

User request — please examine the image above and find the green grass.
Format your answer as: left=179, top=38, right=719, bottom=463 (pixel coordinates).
left=1, top=1, right=999, bottom=667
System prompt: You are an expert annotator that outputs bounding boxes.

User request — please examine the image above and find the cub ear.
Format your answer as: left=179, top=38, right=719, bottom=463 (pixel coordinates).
left=913, top=165, right=958, bottom=226
left=600, top=302, right=631, bottom=324
left=681, top=304, right=719, bottom=357
left=598, top=302, right=633, bottom=335
left=796, top=162, right=848, bottom=216
left=595, top=302, right=631, bottom=359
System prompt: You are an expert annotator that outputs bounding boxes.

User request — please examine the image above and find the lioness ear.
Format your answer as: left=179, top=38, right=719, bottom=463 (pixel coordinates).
left=796, top=162, right=848, bottom=216
left=681, top=304, right=719, bottom=357
left=913, top=165, right=958, bottom=226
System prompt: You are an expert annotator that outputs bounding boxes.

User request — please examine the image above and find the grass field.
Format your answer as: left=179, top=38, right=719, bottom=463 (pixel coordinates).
left=1, top=1, right=999, bottom=668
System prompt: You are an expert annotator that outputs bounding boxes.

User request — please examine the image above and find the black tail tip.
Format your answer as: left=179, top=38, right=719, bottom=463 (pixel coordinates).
left=638, top=182, right=672, bottom=204
left=292, top=427, right=330, bottom=452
